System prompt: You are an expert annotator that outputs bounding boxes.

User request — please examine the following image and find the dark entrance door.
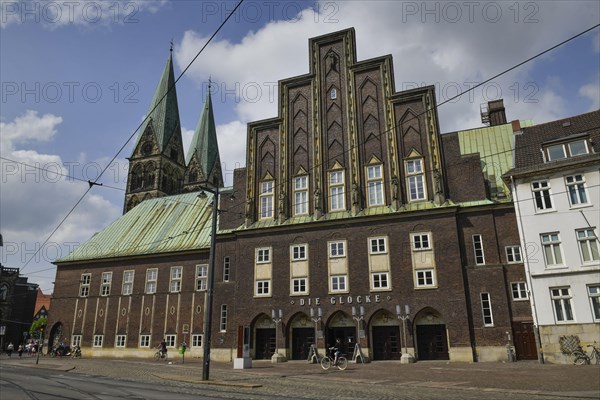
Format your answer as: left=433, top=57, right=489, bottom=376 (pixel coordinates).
left=254, top=328, right=275, bottom=360
left=372, top=326, right=401, bottom=360
left=416, top=324, right=449, bottom=360
left=326, top=327, right=355, bottom=357
left=513, top=322, right=538, bottom=360
left=291, top=328, right=314, bottom=360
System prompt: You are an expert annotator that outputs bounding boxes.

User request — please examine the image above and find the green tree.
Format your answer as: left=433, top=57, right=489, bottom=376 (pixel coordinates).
left=29, top=317, right=47, bottom=336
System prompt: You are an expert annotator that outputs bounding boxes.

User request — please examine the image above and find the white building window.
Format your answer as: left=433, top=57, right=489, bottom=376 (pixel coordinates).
left=192, top=334, right=203, bottom=348
left=146, top=268, right=157, bottom=294
left=372, top=272, right=389, bottom=289
left=565, top=174, right=588, bottom=206
left=480, top=293, right=494, bottom=327
left=293, top=175, right=308, bottom=215
left=473, top=234, right=485, bottom=265
left=139, top=335, right=151, bottom=348
left=196, top=264, right=208, bottom=291
left=331, top=275, right=347, bottom=292
left=531, top=180, right=553, bottom=211
left=100, top=272, right=112, bottom=296
left=406, top=159, right=426, bottom=201
left=93, top=335, right=104, bottom=347
left=292, top=278, right=307, bottom=294
left=170, top=266, right=182, bottom=293
left=71, top=335, right=81, bottom=347
left=291, top=244, right=307, bottom=261
left=115, top=335, right=127, bottom=347
left=545, top=139, right=589, bottom=161
left=366, top=165, right=384, bottom=206
left=416, top=270, right=435, bottom=287
left=511, top=282, right=528, bottom=300
left=551, top=287, right=574, bottom=322
left=505, top=246, right=522, bottom=263
left=259, top=180, right=274, bottom=219
left=329, top=170, right=345, bottom=211
left=577, top=228, right=600, bottom=263
left=541, top=233, right=563, bottom=266
left=329, top=241, right=345, bottom=258
left=223, top=256, right=231, bottom=282
left=165, top=335, right=176, bottom=348
left=588, top=285, right=600, bottom=321
left=122, top=270, right=134, bottom=295
left=369, top=237, right=387, bottom=254
left=412, top=233, right=431, bottom=250
left=256, top=248, right=270, bottom=263
left=79, top=273, right=91, bottom=297
left=220, top=305, right=228, bottom=332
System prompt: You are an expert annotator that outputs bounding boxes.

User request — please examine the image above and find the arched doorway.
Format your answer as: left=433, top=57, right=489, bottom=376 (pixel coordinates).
left=253, top=314, right=275, bottom=360
left=288, top=312, right=314, bottom=360
left=325, top=311, right=354, bottom=358
left=49, top=322, right=64, bottom=352
left=370, top=309, right=401, bottom=360
left=414, top=308, right=449, bottom=361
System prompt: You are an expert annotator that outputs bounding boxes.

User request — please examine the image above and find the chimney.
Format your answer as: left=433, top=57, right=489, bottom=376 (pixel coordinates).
left=511, top=120, right=522, bottom=134
left=488, top=99, right=507, bottom=126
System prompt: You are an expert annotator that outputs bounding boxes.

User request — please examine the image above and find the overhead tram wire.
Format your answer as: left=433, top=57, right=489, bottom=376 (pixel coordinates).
left=18, top=0, right=247, bottom=274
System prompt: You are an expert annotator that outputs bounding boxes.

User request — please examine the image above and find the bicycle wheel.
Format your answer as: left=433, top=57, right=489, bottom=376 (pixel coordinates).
left=573, top=351, right=589, bottom=365
left=337, top=356, right=348, bottom=370
left=320, top=356, right=331, bottom=370
left=163, top=352, right=168, bottom=360
left=154, top=351, right=160, bottom=361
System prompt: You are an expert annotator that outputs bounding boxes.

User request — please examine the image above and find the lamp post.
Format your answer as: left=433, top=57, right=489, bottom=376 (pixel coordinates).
left=310, top=307, right=322, bottom=355
left=396, top=304, right=415, bottom=363
left=271, top=309, right=285, bottom=362
left=201, top=185, right=219, bottom=381
left=352, top=306, right=365, bottom=340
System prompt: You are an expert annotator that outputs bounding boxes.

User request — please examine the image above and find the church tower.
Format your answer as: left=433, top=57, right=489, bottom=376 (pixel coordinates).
left=184, top=89, right=224, bottom=191
left=124, top=48, right=186, bottom=213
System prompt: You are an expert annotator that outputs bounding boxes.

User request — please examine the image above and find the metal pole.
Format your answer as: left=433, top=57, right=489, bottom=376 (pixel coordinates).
left=202, top=186, right=218, bottom=381
left=401, top=317, right=407, bottom=355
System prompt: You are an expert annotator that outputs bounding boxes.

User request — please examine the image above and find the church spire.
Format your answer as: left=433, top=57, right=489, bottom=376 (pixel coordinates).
left=185, top=85, right=224, bottom=189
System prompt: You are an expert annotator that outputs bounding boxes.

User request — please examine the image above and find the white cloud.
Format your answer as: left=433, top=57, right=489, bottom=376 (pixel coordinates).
left=579, top=80, right=600, bottom=110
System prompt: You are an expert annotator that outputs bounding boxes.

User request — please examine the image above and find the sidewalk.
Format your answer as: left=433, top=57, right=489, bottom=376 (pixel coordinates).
left=2, top=355, right=599, bottom=399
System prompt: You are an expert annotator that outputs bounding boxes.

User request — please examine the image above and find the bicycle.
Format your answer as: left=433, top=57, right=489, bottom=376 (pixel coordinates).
left=573, top=342, right=600, bottom=365
left=154, top=349, right=168, bottom=361
left=320, top=353, right=348, bottom=370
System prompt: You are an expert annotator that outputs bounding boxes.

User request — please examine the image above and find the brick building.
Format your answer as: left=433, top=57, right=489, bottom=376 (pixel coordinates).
left=49, top=28, right=535, bottom=362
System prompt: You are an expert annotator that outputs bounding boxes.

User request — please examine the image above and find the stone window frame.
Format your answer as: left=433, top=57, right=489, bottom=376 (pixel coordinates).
left=259, top=180, right=274, bottom=220
left=145, top=268, right=158, bottom=294
left=122, top=270, right=134, bottom=295
left=328, top=169, right=345, bottom=211
left=196, top=264, right=208, bottom=291
left=405, top=158, right=427, bottom=202
left=415, top=269, right=436, bottom=288
left=169, top=266, right=183, bottom=293
left=79, top=273, right=91, bottom=297
left=366, top=164, right=385, bottom=206
left=293, top=175, right=309, bottom=216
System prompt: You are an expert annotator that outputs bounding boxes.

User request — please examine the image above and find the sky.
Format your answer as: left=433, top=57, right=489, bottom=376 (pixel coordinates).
left=1, top=0, right=599, bottom=295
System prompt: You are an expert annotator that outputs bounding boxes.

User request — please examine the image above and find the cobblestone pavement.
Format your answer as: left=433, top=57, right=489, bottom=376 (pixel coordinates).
left=1, top=355, right=599, bottom=400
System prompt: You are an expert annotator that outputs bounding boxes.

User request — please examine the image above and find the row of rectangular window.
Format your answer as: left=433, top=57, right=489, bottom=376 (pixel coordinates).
left=551, top=285, right=600, bottom=322
left=531, top=174, right=590, bottom=211
left=541, top=228, right=599, bottom=267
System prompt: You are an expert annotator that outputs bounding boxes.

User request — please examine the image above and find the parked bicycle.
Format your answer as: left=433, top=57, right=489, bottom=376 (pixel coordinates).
left=573, top=342, right=600, bottom=365
left=154, top=348, right=168, bottom=361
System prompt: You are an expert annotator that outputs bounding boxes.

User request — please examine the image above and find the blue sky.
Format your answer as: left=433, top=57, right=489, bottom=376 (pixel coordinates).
left=1, top=0, right=599, bottom=294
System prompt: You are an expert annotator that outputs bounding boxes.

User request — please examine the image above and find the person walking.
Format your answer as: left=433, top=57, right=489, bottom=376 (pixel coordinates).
left=18, top=343, right=23, bottom=358
left=6, top=342, right=14, bottom=357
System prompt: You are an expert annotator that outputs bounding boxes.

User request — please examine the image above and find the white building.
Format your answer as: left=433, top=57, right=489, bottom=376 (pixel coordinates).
left=504, top=110, right=600, bottom=363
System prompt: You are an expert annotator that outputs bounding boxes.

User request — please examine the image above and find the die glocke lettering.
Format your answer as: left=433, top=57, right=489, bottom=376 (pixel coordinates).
left=290, top=294, right=392, bottom=306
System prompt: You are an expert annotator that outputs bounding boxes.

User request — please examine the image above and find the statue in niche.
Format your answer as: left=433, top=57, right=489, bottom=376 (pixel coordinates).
left=328, top=53, right=338, bottom=72
left=314, top=189, right=321, bottom=211
left=351, top=181, right=359, bottom=207
left=433, top=169, right=442, bottom=195
left=391, top=176, right=399, bottom=201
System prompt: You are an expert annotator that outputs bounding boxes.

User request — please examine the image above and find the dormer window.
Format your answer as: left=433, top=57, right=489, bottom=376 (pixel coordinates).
left=543, top=137, right=590, bottom=162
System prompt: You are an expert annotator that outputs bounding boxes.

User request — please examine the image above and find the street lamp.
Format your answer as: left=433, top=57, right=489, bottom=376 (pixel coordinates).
left=309, top=307, right=322, bottom=357
left=271, top=309, right=284, bottom=362
left=396, top=304, right=415, bottom=363
left=200, top=185, right=219, bottom=381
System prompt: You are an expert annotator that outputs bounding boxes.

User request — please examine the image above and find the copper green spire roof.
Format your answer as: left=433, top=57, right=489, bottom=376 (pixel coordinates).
left=136, top=50, right=182, bottom=152
left=187, top=90, right=223, bottom=186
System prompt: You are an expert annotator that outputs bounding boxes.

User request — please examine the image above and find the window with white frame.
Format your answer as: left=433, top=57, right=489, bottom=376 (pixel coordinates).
left=406, top=159, right=426, bottom=201
left=544, top=139, right=589, bottom=161
left=511, top=282, right=528, bottom=300
left=139, top=335, right=151, bottom=348
left=122, top=270, right=134, bottom=295
left=293, top=175, right=308, bottom=215
left=329, top=241, right=345, bottom=258
left=372, top=272, right=389, bottom=289
left=480, top=293, right=494, bottom=327
left=223, top=256, right=230, bottom=282
left=550, top=287, right=574, bottom=322
left=505, top=246, right=522, bottom=263
left=541, top=233, right=563, bottom=266
left=192, top=334, right=203, bottom=348
left=93, top=335, right=103, bottom=347
left=292, top=278, right=307, bottom=294
left=79, top=273, right=91, bottom=297
left=369, top=237, right=387, bottom=254
left=146, top=268, right=157, bottom=294
left=165, top=335, right=176, bottom=348
left=416, top=269, right=435, bottom=287
left=256, top=247, right=270, bottom=263
left=366, top=165, right=384, bottom=206
left=588, top=285, right=600, bottom=320
left=531, top=180, right=553, bottom=211
left=170, top=266, right=182, bottom=293
left=220, top=305, right=228, bottom=332
left=115, top=335, right=127, bottom=347
left=412, top=233, right=431, bottom=250
left=565, top=174, right=588, bottom=206
left=291, top=244, right=307, bottom=261
left=577, top=228, right=600, bottom=263
left=196, top=264, right=208, bottom=291
left=100, top=272, right=112, bottom=296
left=331, top=275, right=347, bottom=292
left=71, top=335, right=81, bottom=347
left=256, top=280, right=270, bottom=296
left=259, top=180, right=274, bottom=219
left=329, top=170, right=345, bottom=211
left=473, top=234, right=485, bottom=265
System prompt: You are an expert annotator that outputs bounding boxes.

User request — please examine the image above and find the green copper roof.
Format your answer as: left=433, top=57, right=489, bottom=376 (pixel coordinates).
left=457, top=120, right=533, bottom=197
left=187, top=91, right=223, bottom=185
left=56, top=192, right=215, bottom=263
left=136, top=51, right=182, bottom=152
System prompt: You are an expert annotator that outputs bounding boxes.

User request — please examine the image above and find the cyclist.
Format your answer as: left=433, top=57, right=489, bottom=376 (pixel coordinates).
left=159, top=339, right=167, bottom=357
left=329, top=338, right=341, bottom=365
